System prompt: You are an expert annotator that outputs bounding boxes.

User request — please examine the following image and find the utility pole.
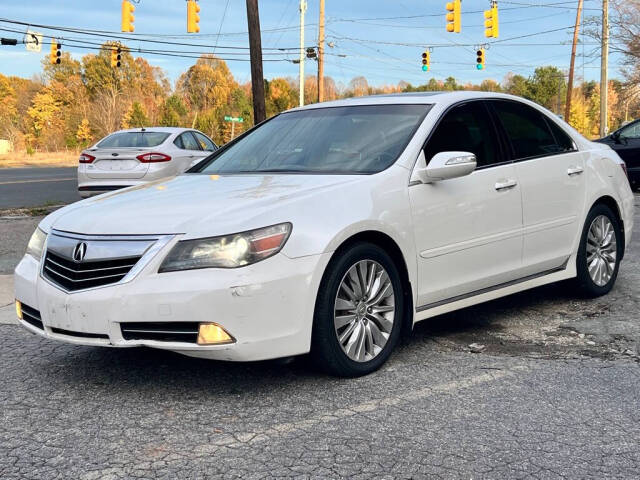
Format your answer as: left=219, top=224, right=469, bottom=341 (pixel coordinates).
left=317, top=0, right=325, bottom=103
left=565, top=0, right=583, bottom=122
left=299, top=0, right=307, bottom=106
left=246, top=0, right=266, bottom=124
left=599, top=0, right=609, bottom=136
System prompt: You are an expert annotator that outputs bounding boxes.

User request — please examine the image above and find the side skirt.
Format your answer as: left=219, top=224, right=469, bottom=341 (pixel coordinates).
left=414, top=260, right=573, bottom=323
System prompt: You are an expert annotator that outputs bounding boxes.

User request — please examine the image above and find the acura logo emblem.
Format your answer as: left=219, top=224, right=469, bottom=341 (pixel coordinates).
left=73, top=242, right=87, bottom=262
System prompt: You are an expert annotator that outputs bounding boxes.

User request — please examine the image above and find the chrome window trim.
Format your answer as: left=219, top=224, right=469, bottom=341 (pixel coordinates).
left=40, top=231, right=176, bottom=294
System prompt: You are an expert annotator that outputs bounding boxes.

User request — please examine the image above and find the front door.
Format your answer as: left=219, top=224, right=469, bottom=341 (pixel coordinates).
left=409, top=101, right=523, bottom=308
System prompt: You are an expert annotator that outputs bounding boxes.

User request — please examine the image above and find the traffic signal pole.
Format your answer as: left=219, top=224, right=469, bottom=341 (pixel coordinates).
left=599, top=0, right=609, bottom=136
left=565, top=0, right=583, bottom=122
left=317, top=0, right=325, bottom=103
left=299, top=0, right=307, bottom=106
left=246, top=0, right=266, bottom=124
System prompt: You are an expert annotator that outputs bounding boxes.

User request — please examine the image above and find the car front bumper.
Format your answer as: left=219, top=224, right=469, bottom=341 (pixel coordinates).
left=14, top=245, right=331, bottom=362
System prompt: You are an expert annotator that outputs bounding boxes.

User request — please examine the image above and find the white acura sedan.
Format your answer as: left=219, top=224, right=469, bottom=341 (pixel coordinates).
left=15, top=92, right=634, bottom=377
left=77, top=127, right=217, bottom=197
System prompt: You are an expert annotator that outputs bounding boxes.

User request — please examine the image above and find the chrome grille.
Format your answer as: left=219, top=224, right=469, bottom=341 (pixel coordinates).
left=41, top=231, right=165, bottom=293
left=43, top=251, right=141, bottom=291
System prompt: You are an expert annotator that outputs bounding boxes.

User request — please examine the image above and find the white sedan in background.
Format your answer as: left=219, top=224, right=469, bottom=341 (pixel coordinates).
left=15, top=92, right=634, bottom=377
left=77, top=127, right=217, bottom=197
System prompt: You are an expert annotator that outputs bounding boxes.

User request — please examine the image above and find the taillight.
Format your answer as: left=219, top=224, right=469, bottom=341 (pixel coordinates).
left=621, top=162, right=628, bottom=178
left=79, top=153, right=95, bottom=164
left=136, top=152, right=171, bottom=163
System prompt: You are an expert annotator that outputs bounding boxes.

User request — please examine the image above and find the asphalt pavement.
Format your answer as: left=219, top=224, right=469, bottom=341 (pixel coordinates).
left=0, top=167, right=80, bottom=209
left=0, top=195, right=638, bottom=478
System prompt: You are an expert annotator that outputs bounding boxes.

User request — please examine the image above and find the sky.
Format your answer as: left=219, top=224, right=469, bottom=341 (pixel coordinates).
left=0, top=0, right=624, bottom=89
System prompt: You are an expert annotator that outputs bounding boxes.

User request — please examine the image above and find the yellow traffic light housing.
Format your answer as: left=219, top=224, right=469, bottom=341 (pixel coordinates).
left=421, top=51, right=430, bottom=72
left=187, top=0, right=201, bottom=33
left=121, top=0, right=135, bottom=33
left=484, top=3, right=499, bottom=38
left=50, top=39, right=61, bottom=65
left=111, top=46, right=122, bottom=68
left=446, top=0, right=461, bottom=33
left=476, top=48, right=485, bottom=70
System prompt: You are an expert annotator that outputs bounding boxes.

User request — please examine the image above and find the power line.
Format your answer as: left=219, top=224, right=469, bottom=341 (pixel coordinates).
left=0, top=18, right=300, bottom=51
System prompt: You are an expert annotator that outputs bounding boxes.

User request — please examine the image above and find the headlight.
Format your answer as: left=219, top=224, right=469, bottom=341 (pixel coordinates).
left=26, top=228, right=47, bottom=261
left=159, top=223, right=292, bottom=272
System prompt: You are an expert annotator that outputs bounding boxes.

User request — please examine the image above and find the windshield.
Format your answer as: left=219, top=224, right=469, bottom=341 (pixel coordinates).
left=195, top=104, right=430, bottom=175
left=97, top=132, right=170, bottom=148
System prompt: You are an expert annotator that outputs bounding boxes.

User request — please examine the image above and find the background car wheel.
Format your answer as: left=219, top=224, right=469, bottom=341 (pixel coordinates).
left=311, top=242, right=404, bottom=377
left=575, top=203, right=623, bottom=297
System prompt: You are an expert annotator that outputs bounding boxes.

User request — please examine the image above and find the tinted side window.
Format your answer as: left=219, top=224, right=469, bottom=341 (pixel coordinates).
left=620, top=121, right=640, bottom=139
left=194, top=132, right=216, bottom=151
left=180, top=132, right=201, bottom=150
left=173, top=135, right=184, bottom=149
left=424, top=101, right=500, bottom=168
left=546, top=118, right=576, bottom=152
left=493, top=101, right=562, bottom=159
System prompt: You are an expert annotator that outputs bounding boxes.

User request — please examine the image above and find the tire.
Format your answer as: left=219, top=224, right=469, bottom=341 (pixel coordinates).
left=311, top=242, right=404, bottom=377
left=575, top=203, right=623, bottom=297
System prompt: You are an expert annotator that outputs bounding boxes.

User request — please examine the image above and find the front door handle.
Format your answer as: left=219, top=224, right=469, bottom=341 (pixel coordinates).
left=567, top=166, right=584, bottom=176
left=495, top=179, right=518, bottom=191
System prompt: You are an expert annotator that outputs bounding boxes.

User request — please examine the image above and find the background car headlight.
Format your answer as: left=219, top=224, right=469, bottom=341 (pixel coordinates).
left=26, top=228, right=47, bottom=261
left=159, top=223, right=292, bottom=272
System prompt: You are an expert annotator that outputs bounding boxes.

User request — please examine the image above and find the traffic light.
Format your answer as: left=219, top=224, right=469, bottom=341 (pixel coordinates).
left=49, top=39, right=61, bottom=65
left=187, top=0, right=201, bottom=33
left=484, top=2, right=499, bottom=38
left=446, top=0, right=461, bottom=33
left=421, top=51, right=430, bottom=72
left=306, top=47, right=317, bottom=59
left=476, top=48, right=485, bottom=70
left=111, top=46, right=122, bottom=68
left=121, top=0, right=135, bottom=33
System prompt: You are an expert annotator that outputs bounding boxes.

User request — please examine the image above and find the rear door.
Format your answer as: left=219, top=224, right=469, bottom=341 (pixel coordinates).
left=489, top=100, right=587, bottom=275
left=191, top=132, right=217, bottom=168
left=172, top=132, right=205, bottom=172
left=410, top=100, right=523, bottom=308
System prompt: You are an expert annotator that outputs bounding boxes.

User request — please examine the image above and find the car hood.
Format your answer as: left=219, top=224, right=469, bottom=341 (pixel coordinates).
left=44, top=174, right=362, bottom=237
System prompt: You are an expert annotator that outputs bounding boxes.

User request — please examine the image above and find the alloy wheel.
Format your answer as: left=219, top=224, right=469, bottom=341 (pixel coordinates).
left=333, top=260, right=395, bottom=362
left=586, top=215, right=617, bottom=287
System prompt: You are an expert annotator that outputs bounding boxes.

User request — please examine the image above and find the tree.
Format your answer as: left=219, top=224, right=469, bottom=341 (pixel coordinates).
left=503, top=73, right=530, bottom=98
left=160, top=95, right=188, bottom=127
left=76, top=118, right=93, bottom=147
left=347, top=76, right=369, bottom=97
left=177, top=55, right=237, bottom=112
left=527, top=66, right=566, bottom=111
left=122, top=102, right=149, bottom=128
left=265, top=78, right=296, bottom=116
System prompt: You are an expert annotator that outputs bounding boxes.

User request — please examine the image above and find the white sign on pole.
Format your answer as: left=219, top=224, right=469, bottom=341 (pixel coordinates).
left=24, top=30, right=43, bottom=52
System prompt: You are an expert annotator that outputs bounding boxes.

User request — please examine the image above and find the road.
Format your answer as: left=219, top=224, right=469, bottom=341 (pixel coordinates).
left=0, top=167, right=80, bottom=209
left=0, top=197, right=638, bottom=478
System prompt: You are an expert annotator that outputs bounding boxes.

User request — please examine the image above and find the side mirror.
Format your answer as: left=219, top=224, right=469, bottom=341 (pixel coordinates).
left=412, top=151, right=477, bottom=184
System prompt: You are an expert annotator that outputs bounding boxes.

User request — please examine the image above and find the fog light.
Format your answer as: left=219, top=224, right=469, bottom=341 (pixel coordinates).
left=15, top=300, right=22, bottom=320
left=197, top=323, right=234, bottom=345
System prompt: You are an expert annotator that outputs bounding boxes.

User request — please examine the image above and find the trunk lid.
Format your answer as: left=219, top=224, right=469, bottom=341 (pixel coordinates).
left=85, top=148, right=152, bottom=180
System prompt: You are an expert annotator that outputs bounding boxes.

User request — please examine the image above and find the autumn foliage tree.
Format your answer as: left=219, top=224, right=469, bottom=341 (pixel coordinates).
left=0, top=42, right=630, bottom=153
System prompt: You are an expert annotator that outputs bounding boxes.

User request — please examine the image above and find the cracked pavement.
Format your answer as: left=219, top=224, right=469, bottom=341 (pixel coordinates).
left=0, top=194, right=638, bottom=478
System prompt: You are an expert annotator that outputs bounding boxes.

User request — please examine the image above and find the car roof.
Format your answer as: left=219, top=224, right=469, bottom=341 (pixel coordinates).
left=290, top=91, right=538, bottom=111
left=112, top=127, right=197, bottom=134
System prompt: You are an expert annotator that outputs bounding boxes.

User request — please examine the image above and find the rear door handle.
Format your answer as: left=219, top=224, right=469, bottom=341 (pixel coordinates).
left=495, top=179, right=518, bottom=191
left=567, top=166, right=584, bottom=176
